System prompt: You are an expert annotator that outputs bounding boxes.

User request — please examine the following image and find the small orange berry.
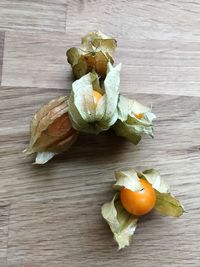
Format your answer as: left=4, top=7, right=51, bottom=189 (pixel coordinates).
left=135, top=113, right=144, bottom=120
left=120, top=179, right=156, bottom=216
left=93, top=90, right=102, bottom=105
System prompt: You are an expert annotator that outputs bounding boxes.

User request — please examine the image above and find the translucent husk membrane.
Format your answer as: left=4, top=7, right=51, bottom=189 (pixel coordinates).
left=24, top=96, right=79, bottom=164
left=67, top=31, right=117, bottom=79
left=26, top=31, right=156, bottom=163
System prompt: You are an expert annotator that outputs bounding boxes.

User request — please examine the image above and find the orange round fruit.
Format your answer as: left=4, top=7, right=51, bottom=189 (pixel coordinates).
left=93, top=90, right=102, bottom=105
left=135, top=113, right=143, bottom=119
left=84, top=54, right=95, bottom=72
left=120, top=179, right=156, bottom=216
left=95, top=52, right=108, bottom=78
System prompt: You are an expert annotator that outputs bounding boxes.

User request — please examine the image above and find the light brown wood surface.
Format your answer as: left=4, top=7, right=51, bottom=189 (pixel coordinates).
left=0, top=1, right=200, bottom=266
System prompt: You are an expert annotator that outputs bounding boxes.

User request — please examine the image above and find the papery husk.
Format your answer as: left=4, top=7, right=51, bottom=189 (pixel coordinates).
left=113, top=170, right=143, bottom=192
left=67, top=31, right=117, bottom=79
left=68, top=63, right=121, bottom=134
left=138, top=169, right=185, bottom=217
left=113, top=96, right=156, bottom=144
left=101, top=193, right=138, bottom=250
left=138, top=169, right=170, bottom=193
left=24, top=96, right=79, bottom=164
left=154, top=192, right=185, bottom=217
left=102, top=168, right=184, bottom=249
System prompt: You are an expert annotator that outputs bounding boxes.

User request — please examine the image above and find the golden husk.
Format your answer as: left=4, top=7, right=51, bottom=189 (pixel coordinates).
left=25, top=96, right=79, bottom=155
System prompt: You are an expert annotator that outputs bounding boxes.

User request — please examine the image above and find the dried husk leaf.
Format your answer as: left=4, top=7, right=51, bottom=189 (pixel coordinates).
left=66, top=31, right=117, bottom=79
left=154, top=192, right=185, bottom=217
left=112, top=120, right=142, bottom=144
left=81, top=31, right=117, bottom=56
left=113, top=96, right=156, bottom=144
left=138, top=169, right=184, bottom=217
left=68, top=63, right=121, bottom=134
left=101, top=193, right=138, bottom=250
left=34, top=152, right=55, bottom=165
left=139, top=169, right=170, bottom=193
left=24, top=96, right=79, bottom=164
left=102, top=168, right=184, bottom=249
left=114, top=170, right=143, bottom=191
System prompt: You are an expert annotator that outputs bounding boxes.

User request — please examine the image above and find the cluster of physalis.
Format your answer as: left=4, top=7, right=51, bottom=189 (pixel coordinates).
left=25, top=31, right=184, bottom=249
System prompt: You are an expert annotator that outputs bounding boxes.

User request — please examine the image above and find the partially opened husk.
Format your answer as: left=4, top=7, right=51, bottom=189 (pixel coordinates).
left=101, top=193, right=138, bottom=250
left=139, top=169, right=185, bottom=217
left=113, top=96, right=156, bottom=144
left=68, top=63, right=121, bottom=134
left=102, top=168, right=184, bottom=249
left=67, top=31, right=117, bottom=79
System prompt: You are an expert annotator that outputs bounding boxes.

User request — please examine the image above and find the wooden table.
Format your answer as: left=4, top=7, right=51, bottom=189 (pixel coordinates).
left=0, top=1, right=199, bottom=266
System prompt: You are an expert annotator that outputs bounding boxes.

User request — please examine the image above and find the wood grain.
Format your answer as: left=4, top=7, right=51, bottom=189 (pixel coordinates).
left=0, top=0, right=200, bottom=266
left=0, top=87, right=200, bottom=266
left=0, top=202, right=10, bottom=265
left=0, top=31, right=5, bottom=84
left=0, top=0, right=67, bottom=33
left=2, top=31, right=200, bottom=96
left=67, top=0, right=200, bottom=41
left=1, top=31, right=79, bottom=90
